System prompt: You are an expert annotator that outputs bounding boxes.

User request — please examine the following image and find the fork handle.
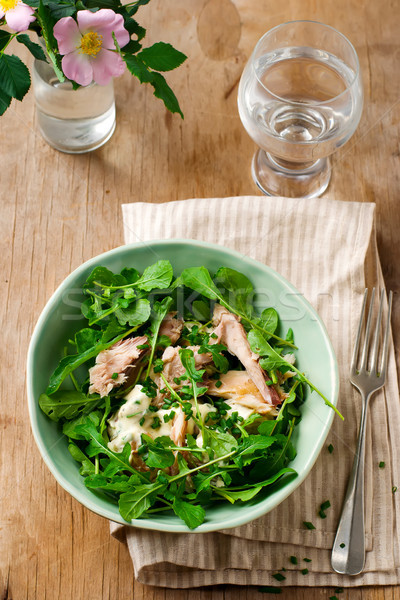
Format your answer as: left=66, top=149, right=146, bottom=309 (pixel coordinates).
left=331, top=391, right=371, bottom=575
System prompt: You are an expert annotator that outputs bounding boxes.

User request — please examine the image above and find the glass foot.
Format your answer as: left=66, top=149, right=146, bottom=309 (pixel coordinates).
left=252, top=150, right=331, bottom=198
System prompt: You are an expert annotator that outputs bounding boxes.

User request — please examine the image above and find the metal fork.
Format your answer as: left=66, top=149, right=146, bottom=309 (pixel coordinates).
left=331, top=288, right=393, bottom=576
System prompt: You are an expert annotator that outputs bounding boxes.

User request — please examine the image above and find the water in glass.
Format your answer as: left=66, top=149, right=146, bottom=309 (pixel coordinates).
left=33, top=58, right=116, bottom=154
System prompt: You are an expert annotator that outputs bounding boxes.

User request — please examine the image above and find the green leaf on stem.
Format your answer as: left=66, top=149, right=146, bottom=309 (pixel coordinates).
left=150, top=72, right=184, bottom=118
left=119, top=482, right=164, bottom=521
left=135, top=260, right=173, bottom=291
left=0, top=88, right=11, bottom=116
left=39, top=390, right=102, bottom=422
left=17, top=34, right=47, bottom=60
left=0, top=54, right=31, bottom=101
left=172, top=498, right=205, bottom=529
left=139, top=42, right=187, bottom=72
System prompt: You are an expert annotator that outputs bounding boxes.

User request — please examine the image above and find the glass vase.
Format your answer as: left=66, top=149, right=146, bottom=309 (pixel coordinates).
left=32, top=58, right=116, bottom=154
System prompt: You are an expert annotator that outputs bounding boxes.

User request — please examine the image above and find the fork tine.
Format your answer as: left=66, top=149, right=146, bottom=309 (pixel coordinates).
left=369, top=289, right=384, bottom=374
left=379, top=290, right=393, bottom=378
left=351, top=289, right=369, bottom=372
left=359, top=288, right=375, bottom=371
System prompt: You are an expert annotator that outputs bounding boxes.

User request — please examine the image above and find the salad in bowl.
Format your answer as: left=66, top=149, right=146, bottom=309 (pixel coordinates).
left=28, top=241, right=340, bottom=532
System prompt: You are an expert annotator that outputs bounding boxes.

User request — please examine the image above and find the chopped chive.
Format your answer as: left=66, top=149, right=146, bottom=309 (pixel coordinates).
left=151, top=416, right=161, bottom=429
left=258, top=587, right=282, bottom=594
left=334, top=588, right=344, bottom=593
left=111, top=372, right=118, bottom=380
left=139, top=416, right=145, bottom=426
left=303, top=558, right=312, bottom=562
left=301, top=568, right=309, bottom=575
left=289, top=555, right=297, bottom=565
left=340, top=543, right=346, bottom=548
left=392, top=486, right=398, bottom=493
left=319, top=510, right=327, bottom=519
left=272, top=573, right=286, bottom=582
left=215, top=380, right=222, bottom=388
left=136, top=343, right=149, bottom=349
left=320, top=500, right=331, bottom=511
left=281, top=567, right=286, bottom=572
left=303, top=521, right=315, bottom=530
left=328, top=444, right=334, bottom=453
left=379, top=461, right=385, bottom=468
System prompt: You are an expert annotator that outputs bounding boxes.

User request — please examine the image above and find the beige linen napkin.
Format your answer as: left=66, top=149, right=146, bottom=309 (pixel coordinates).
left=111, top=196, right=400, bottom=588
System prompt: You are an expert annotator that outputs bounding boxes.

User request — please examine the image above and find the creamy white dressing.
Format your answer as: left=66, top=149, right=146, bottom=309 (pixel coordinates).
left=107, top=384, right=215, bottom=454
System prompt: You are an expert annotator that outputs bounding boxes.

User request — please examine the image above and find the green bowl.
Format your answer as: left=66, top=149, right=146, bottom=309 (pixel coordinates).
left=27, top=240, right=339, bottom=532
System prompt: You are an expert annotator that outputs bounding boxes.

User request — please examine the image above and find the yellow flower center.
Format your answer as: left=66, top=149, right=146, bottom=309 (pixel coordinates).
left=79, top=31, right=102, bottom=57
left=0, top=0, right=19, bottom=12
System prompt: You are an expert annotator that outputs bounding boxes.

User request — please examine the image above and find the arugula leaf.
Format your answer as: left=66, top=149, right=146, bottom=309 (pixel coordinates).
left=214, top=485, right=263, bottom=504
left=190, top=470, right=227, bottom=497
left=140, top=434, right=175, bottom=469
left=100, top=316, right=126, bottom=342
left=75, top=328, right=100, bottom=353
left=238, top=434, right=278, bottom=458
left=215, top=266, right=254, bottom=317
left=249, top=329, right=343, bottom=419
left=115, top=298, right=151, bottom=326
left=145, top=296, right=173, bottom=377
left=135, top=260, right=173, bottom=291
left=179, top=347, right=205, bottom=382
left=258, top=308, right=279, bottom=340
left=85, top=266, right=122, bottom=288
left=39, top=390, right=102, bottom=422
left=119, top=482, right=165, bottom=521
left=74, top=419, right=140, bottom=476
left=191, top=300, right=211, bottom=321
left=198, top=342, right=229, bottom=373
left=256, top=420, right=276, bottom=436
left=203, top=428, right=238, bottom=458
left=139, top=42, right=187, bottom=72
left=120, top=267, right=140, bottom=284
left=68, top=441, right=95, bottom=476
left=180, top=266, right=220, bottom=300
left=172, top=498, right=205, bottom=529
left=85, top=473, right=140, bottom=492
left=62, top=410, right=101, bottom=439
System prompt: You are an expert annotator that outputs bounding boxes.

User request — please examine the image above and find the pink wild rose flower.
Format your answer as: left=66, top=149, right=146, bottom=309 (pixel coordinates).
left=0, top=0, right=35, bottom=32
left=53, top=9, right=130, bottom=86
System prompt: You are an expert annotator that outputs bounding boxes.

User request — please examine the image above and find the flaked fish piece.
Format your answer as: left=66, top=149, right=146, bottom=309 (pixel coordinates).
left=89, top=336, right=147, bottom=397
left=170, top=407, right=187, bottom=447
left=212, top=304, right=280, bottom=406
left=152, top=344, right=212, bottom=406
left=161, top=344, right=212, bottom=385
left=158, top=312, right=184, bottom=344
left=208, top=370, right=278, bottom=416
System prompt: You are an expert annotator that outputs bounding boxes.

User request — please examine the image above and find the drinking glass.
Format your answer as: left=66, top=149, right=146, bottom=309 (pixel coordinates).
left=237, top=21, right=363, bottom=198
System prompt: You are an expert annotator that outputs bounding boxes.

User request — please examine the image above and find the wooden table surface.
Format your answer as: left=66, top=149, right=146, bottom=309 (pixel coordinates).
left=1, top=0, right=399, bottom=598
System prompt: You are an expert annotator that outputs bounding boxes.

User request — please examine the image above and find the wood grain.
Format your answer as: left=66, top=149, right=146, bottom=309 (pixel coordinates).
left=1, top=0, right=399, bottom=598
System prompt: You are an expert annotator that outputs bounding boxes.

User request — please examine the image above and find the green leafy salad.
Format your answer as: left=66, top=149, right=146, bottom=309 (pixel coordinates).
left=39, top=260, right=340, bottom=529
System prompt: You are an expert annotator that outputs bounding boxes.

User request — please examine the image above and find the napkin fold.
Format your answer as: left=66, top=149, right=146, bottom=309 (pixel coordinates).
left=111, top=196, right=400, bottom=588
